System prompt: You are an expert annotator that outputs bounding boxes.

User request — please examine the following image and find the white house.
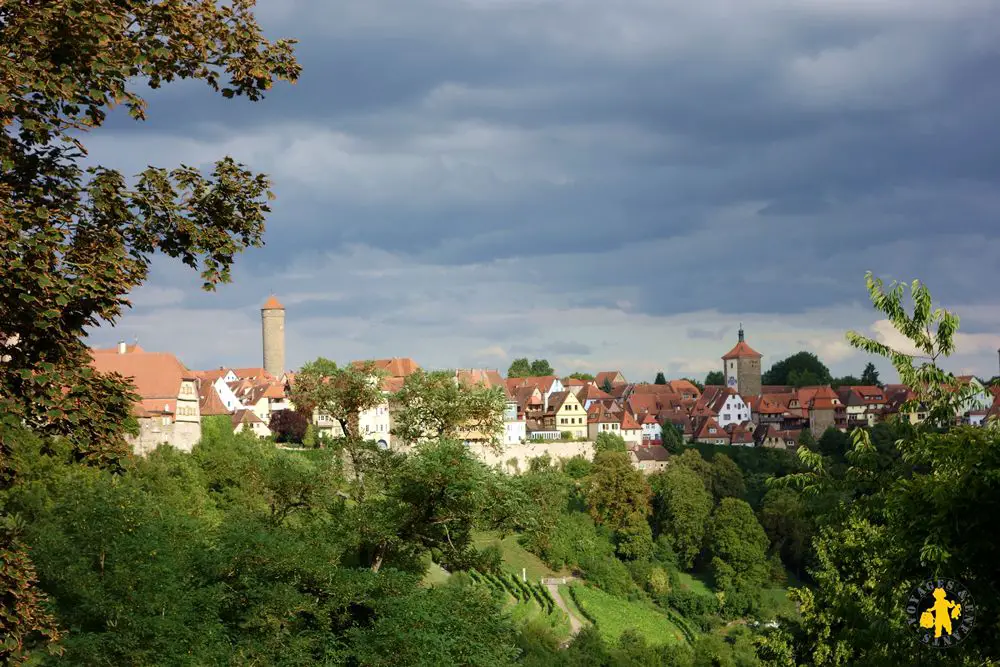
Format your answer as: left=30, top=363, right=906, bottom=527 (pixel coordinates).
left=503, top=400, right=526, bottom=445
left=712, top=390, right=751, bottom=428
left=641, top=414, right=662, bottom=441
left=359, top=400, right=393, bottom=448
left=213, top=376, right=243, bottom=412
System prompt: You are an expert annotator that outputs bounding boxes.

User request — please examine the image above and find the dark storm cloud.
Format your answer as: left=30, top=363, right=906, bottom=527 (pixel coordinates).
left=93, top=0, right=1000, bottom=323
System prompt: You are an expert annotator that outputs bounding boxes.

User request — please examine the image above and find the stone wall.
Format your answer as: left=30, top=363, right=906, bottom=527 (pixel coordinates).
left=466, top=441, right=595, bottom=474
left=809, top=408, right=835, bottom=437
left=131, top=417, right=200, bottom=456
left=737, top=357, right=762, bottom=397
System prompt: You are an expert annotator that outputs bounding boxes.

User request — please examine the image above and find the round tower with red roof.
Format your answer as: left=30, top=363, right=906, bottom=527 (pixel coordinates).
left=722, top=325, right=762, bottom=397
left=261, top=295, right=285, bottom=379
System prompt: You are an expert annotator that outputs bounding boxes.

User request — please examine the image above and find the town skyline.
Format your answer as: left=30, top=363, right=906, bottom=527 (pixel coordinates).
left=84, top=0, right=1000, bottom=384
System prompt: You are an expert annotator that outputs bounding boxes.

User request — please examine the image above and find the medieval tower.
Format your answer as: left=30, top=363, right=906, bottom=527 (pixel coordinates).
left=261, top=295, right=285, bottom=378
left=722, top=325, right=762, bottom=397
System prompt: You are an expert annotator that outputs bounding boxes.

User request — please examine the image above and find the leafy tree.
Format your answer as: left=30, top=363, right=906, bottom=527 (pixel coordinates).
left=758, top=488, right=812, bottom=578
left=787, top=368, right=823, bottom=388
left=390, top=369, right=506, bottom=448
left=507, top=358, right=532, bottom=378
left=817, top=426, right=851, bottom=463
left=705, top=370, right=725, bottom=386
left=762, top=352, right=832, bottom=386
left=660, top=422, right=685, bottom=454
left=654, top=371, right=668, bottom=385
left=530, top=359, right=555, bottom=376
left=707, top=498, right=769, bottom=616
left=649, top=465, right=713, bottom=569
left=708, top=454, right=746, bottom=501
left=600, top=378, right=615, bottom=394
left=766, top=274, right=1000, bottom=664
left=507, top=358, right=555, bottom=378
left=830, top=375, right=860, bottom=389
left=0, top=1, right=299, bottom=657
left=290, top=359, right=386, bottom=441
left=568, top=372, right=596, bottom=382
left=267, top=409, right=309, bottom=444
left=594, top=431, right=627, bottom=453
left=586, top=452, right=653, bottom=560
left=797, top=429, right=816, bottom=448
left=673, top=448, right=712, bottom=488
left=860, top=362, right=881, bottom=387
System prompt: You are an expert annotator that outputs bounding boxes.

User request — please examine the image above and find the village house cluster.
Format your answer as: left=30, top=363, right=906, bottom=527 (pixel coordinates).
left=88, top=297, right=1000, bottom=469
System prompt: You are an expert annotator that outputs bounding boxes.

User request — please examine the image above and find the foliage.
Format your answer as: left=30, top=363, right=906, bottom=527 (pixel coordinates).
left=568, top=372, right=596, bottom=382
left=267, top=409, right=309, bottom=444
left=594, top=431, right=627, bottom=453
left=0, top=517, right=63, bottom=663
left=601, top=378, right=615, bottom=394
left=708, top=454, right=746, bottom=501
left=655, top=372, right=668, bottom=385
left=390, top=369, right=506, bottom=449
left=705, top=371, right=725, bottom=386
left=661, top=422, right=685, bottom=454
left=508, top=358, right=555, bottom=378
left=649, top=465, right=713, bottom=569
left=762, top=352, right=832, bottom=387
left=0, top=1, right=300, bottom=657
left=290, top=358, right=386, bottom=440
left=860, top=362, right=881, bottom=387
left=797, top=429, right=816, bottom=448
left=683, top=378, right=706, bottom=392
left=707, top=498, right=770, bottom=617
left=765, top=275, right=1000, bottom=665
left=758, top=488, right=812, bottom=578
left=586, top=452, right=653, bottom=561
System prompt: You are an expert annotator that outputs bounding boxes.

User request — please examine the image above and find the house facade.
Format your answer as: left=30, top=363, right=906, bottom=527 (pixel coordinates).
left=544, top=391, right=588, bottom=439
left=90, top=345, right=201, bottom=455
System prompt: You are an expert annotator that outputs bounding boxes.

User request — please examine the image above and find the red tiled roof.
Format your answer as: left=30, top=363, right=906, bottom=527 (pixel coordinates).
left=90, top=349, right=193, bottom=399
left=694, top=417, right=724, bottom=439
left=262, top=295, right=284, bottom=310
left=198, top=380, right=230, bottom=416
left=722, top=341, right=762, bottom=360
left=595, top=371, right=626, bottom=387
left=621, top=411, right=641, bottom=430
left=667, top=379, right=701, bottom=397
left=352, top=358, right=421, bottom=378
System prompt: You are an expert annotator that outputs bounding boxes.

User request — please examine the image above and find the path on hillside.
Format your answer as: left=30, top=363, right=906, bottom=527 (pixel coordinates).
left=542, top=577, right=584, bottom=638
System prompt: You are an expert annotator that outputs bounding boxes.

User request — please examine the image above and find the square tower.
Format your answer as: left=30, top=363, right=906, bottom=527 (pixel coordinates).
left=722, top=326, right=762, bottom=397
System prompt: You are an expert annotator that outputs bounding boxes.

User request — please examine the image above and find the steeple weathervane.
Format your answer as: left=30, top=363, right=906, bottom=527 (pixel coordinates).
left=738, top=323, right=744, bottom=343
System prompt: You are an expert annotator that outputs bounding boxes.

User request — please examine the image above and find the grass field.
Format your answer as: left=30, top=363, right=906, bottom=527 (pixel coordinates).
left=570, top=584, right=687, bottom=646
left=675, top=570, right=714, bottom=597
left=422, top=560, right=452, bottom=587
left=473, top=531, right=569, bottom=581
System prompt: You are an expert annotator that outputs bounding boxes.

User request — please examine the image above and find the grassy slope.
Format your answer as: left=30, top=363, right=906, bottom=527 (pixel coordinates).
left=473, top=531, right=570, bottom=581
left=675, top=570, right=713, bottom=597
left=570, top=584, right=687, bottom=646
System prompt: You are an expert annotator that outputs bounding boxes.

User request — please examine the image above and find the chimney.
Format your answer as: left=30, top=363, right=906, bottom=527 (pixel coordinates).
left=117, top=340, right=127, bottom=354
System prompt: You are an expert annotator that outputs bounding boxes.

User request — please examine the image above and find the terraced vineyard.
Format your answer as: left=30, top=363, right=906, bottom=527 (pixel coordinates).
left=469, top=569, right=571, bottom=639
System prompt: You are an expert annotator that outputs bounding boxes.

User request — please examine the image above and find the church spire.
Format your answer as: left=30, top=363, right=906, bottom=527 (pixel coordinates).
left=738, top=323, right=744, bottom=343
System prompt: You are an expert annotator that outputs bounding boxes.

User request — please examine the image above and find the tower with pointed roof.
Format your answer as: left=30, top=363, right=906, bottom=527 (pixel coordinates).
left=722, top=325, right=762, bottom=397
left=261, top=295, right=285, bottom=379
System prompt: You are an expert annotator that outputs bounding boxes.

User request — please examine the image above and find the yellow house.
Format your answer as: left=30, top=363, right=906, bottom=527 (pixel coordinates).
left=544, top=390, right=588, bottom=439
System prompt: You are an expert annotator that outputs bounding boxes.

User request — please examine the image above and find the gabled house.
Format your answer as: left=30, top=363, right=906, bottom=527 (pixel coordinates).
left=543, top=390, right=588, bottom=439
left=630, top=445, right=670, bottom=474
left=90, top=345, right=201, bottom=455
left=620, top=410, right=643, bottom=447
left=232, top=409, right=271, bottom=438
left=726, top=422, right=755, bottom=447
left=578, top=384, right=614, bottom=410
left=667, top=379, right=701, bottom=400
left=837, top=385, right=885, bottom=428
left=595, top=371, right=627, bottom=388
left=694, top=417, right=727, bottom=445
left=699, top=387, right=751, bottom=428
left=588, top=403, right=621, bottom=440
left=641, top=414, right=662, bottom=442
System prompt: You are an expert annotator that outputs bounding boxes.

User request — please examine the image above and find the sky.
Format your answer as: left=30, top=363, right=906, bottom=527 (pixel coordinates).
left=89, top=0, right=1000, bottom=383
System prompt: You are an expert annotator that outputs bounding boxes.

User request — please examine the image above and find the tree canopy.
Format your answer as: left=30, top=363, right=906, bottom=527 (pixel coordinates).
left=762, top=352, right=832, bottom=387
left=705, top=371, right=725, bottom=386
left=0, top=1, right=299, bottom=658
left=654, top=371, right=667, bottom=385
left=507, top=358, right=555, bottom=378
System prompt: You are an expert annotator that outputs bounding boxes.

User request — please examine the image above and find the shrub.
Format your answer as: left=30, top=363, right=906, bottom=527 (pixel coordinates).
left=268, top=409, right=309, bottom=444
left=561, top=431, right=573, bottom=440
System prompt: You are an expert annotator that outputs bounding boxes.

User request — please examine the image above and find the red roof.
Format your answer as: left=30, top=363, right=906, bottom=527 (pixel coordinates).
left=621, top=411, right=641, bottom=430
left=722, top=341, right=762, bottom=360
left=262, top=295, right=284, bottom=310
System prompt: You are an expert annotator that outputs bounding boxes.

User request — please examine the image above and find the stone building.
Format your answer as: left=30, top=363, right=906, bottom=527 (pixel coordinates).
left=261, top=295, right=285, bottom=379
left=90, top=343, right=201, bottom=455
left=722, top=326, right=762, bottom=398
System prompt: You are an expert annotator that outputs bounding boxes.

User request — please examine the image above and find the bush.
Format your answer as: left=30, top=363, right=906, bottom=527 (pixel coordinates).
left=268, top=409, right=309, bottom=444
left=476, top=544, right=504, bottom=575
left=302, top=423, right=317, bottom=448
left=560, top=431, right=573, bottom=440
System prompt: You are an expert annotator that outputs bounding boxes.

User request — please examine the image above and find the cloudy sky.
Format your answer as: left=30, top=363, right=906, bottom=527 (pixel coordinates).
left=89, top=0, right=1000, bottom=382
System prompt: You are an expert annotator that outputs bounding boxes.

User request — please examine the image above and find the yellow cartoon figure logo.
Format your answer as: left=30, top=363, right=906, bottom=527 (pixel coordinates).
left=906, top=579, right=975, bottom=648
